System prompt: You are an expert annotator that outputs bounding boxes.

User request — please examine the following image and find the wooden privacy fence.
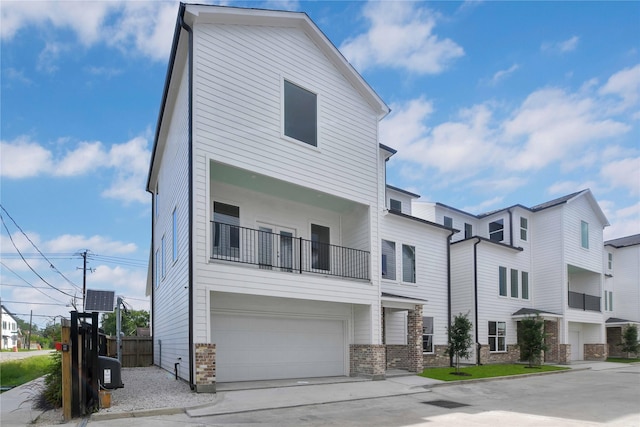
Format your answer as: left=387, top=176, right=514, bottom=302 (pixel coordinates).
left=106, top=336, right=153, bottom=367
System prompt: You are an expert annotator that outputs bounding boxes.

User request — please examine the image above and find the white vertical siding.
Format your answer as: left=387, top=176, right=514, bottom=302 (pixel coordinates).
left=610, top=244, right=640, bottom=322
left=531, top=207, right=564, bottom=313
left=152, top=60, right=191, bottom=378
left=563, top=196, right=606, bottom=272
left=385, top=310, right=408, bottom=345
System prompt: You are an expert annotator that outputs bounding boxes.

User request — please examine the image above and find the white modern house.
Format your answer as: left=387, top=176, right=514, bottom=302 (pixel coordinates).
left=604, top=234, right=640, bottom=357
left=414, top=189, right=610, bottom=363
left=146, top=4, right=452, bottom=392
left=1, top=305, right=20, bottom=350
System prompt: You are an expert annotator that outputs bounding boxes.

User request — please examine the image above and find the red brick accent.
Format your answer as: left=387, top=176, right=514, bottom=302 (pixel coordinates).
left=386, top=345, right=408, bottom=369
left=584, top=343, right=607, bottom=361
left=423, top=345, right=450, bottom=367
left=479, top=344, right=520, bottom=364
left=407, top=305, right=424, bottom=373
left=194, top=343, right=216, bottom=393
left=350, top=344, right=385, bottom=379
left=543, top=320, right=560, bottom=363
left=558, top=344, right=571, bottom=364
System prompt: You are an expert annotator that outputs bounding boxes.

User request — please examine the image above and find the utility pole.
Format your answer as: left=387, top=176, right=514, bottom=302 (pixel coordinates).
left=81, top=251, right=87, bottom=311
left=116, top=297, right=123, bottom=363
left=28, top=309, right=33, bottom=350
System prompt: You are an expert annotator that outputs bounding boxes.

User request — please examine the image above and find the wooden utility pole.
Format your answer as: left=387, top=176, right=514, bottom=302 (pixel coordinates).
left=28, top=310, right=33, bottom=350
left=61, top=318, right=71, bottom=421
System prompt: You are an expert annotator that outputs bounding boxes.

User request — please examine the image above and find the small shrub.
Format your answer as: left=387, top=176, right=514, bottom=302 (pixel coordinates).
left=41, top=351, right=62, bottom=409
left=618, top=325, right=639, bottom=357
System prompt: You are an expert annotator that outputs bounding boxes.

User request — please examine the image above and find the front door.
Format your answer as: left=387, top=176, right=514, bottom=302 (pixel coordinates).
left=257, top=223, right=295, bottom=271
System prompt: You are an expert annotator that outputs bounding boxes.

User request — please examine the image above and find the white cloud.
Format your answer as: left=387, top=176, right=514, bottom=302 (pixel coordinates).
left=541, top=35, right=579, bottom=53
left=1, top=135, right=151, bottom=204
left=547, top=180, right=597, bottom=196
left=489, top=64, right=519, bottom=86
left=45, top=234, right=137, bottom=254
left=462, top=196, right=504, bottom=214
left=599, top=64, right=640, bottom=109
left=600, top=157, right=640, bottom=196
left=340, top=1, right=464, bottom=74
left=603, top=201, right=640, bottom=240
left=4, top=68, right=33, bottom=85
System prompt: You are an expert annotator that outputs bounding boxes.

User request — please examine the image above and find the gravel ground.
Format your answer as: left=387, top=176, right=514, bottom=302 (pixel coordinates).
left=33, top=366, right=216, bottom=425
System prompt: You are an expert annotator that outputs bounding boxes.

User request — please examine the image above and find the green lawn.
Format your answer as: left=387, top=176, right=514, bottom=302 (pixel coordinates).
left=0, top=355, right=52, bottom=389
left=419, top=364, right=568, bottom=381
left=606, top=357, right=640, bottom=363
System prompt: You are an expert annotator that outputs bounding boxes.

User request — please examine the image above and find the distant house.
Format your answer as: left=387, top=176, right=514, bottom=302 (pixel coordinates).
left=604, top=234, right=640, bottom=357
left=414, top=189, right=611, bottom=363
left=146, top=4, right=451, bottom=392
left=1, top=305, right=21, bottom=350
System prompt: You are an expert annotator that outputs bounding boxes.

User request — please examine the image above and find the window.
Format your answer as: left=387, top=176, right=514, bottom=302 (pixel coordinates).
left=464, top=223, right=473, bottom=239
left=381, top=240, right=396, bottom=280
left=172, top=208, right=178, bottom=262
left=489, top=321, right=506, bottom=352
left=581, top=221, right=589, bottom=249
left=155, top=185, right=159, bottom=218
left=489, top=219, right=504, bottom=242
left=390, top=199, right=402, bottom=212
left=155, top=248, right=160, bottom=287
left=520, top=217, right=528, bottom=241
left=608, top=253, right=613, bottom=270
left=402, top=244, right=416, bottom=283
left=522, top=271, right=529, bottom=300
left=499, top=266, right=507, bottom=296
left=511, top=269, right=519, bottom=298
left=161, top=235, right=165, bottom=278
left=213, top=202, right=240, bottom=258
left=311, top=224, right=330, bottom=271
left=423, top=317, right=434, bottom=353
left=284, top=80, right=317, bottom=146
left=608, top=291, right=613, bottom=311
left=444, top=216, right=453, bottom=228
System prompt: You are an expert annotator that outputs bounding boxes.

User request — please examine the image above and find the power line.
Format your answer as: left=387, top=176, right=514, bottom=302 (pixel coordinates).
left=0, top=204, right=82, bottom=293
left=88, top=254, right=147, bottom=268
left=0, top=215, right=78, bottom=299
left=0, top=282, right=77, bottom=292
left=1, top=300, right=70, bottom=306
left=0, top=261, right=68, bottom=304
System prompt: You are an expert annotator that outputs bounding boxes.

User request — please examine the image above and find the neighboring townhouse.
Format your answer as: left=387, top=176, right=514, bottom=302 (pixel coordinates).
left=414, top=189, right=610, bottom=364
left=146, top=4, right=451, bottom=391
left=604, top=234, right=640, bottom=357
left=1, top=305, right=21, bottom=350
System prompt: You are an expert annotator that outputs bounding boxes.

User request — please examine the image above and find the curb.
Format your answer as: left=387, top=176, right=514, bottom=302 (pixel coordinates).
left=89, top=406, right=185, bottom=421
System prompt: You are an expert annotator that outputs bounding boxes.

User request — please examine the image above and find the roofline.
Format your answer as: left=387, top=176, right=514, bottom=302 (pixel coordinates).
left=451, top=236, right=524, bottom=252
left=379, top=143, right=397, bottom=155
left=386, top=210, right=459, bottom=233
left=386, top=184, right=420, bottom=198
left=605, top=233, right=640, bottom=248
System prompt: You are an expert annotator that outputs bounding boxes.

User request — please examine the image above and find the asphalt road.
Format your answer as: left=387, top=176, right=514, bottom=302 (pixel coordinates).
left=87, top=363, right=640, bottom=426
left=0, top=349, right=55, bottom=362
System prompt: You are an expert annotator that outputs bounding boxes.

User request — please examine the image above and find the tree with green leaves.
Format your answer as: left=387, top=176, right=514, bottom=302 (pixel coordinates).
left=100, top=309, right=149, bottom=336
left=618, top=325, right=639, bottom=358
left=517, top=315, right=548, bottom=367
left=447, top=312, right=474, bottom=374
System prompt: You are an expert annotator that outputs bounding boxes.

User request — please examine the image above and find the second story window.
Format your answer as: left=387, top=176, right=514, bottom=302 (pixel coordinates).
left=284, top=80, right=317, bottom=147
left=489, top=219, right=504, bottom=242
left=402, top=244, right=416, bottom=283
left=464, top=223, right=472, bottom=239
left=608, top=253, right=613, bottom=270
left=581, top=221, right=589, bottom=249
left=390, top=199, right=402, bottom=213
left=499, top=266, right=507, bottom=296
left=444, top=216, right=453, bottom=228
left=520, top=217, right=528, bottom=241
left=381, top=239, right=396, bottom=280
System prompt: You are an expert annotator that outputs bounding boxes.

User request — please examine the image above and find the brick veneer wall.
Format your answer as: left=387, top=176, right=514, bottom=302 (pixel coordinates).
left=607, top=327, right=623, bottom=357
left=407, top=306, right=424, bottom=373
left=350, top=344, right=385, bottom=380
left=558, top=344, right=571, bottom=364
left=194, top=343, right=216, bottom=393
left=386, top=345, right=408, bottom=369
left=423, top=345, right=450, bottom=367
left=544, top=320, right=560, bottom=363
left=479, top=344, right=520, bottom=364
left=584, top=343, right=607, bottom=361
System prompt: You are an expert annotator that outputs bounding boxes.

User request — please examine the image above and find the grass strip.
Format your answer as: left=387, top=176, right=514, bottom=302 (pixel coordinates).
left=0, top=355, right=52, bottom=388
left=606, top=357, right=640, bottom=363
left=419, top=363, right=568, bottom=381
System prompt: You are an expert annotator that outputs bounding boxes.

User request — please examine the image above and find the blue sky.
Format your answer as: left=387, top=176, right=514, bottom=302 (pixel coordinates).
left=1, top=1, right=639, bottom=328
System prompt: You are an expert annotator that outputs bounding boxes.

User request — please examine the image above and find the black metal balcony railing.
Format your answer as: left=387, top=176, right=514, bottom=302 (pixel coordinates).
left=211, top=221, right=370, bottom=280
left=568, top=291, right=601, bottom=312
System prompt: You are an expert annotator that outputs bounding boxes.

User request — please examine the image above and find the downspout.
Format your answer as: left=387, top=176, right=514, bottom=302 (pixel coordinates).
left=473, top=238, right=481, bottom=365
left=178, top=8, right=195, bottom=390
left=447, top=229, right=455, bottom=368
left=508, top=208, right=514, bottom=246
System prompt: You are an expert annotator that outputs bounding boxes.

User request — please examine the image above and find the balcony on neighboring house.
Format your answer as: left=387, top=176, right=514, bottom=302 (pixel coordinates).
left=568, top=291, right=601, bottom=312
left=211, top=221, right=370, bottom=280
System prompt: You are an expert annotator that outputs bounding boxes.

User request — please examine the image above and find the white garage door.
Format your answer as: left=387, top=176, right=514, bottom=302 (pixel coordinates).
left=212, top=313, right=346, bottom=382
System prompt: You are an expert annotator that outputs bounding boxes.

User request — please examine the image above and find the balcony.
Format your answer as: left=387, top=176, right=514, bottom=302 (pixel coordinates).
left=211, top=221, right=370, bottom=281
left=568, top=291, right=601, bottom=312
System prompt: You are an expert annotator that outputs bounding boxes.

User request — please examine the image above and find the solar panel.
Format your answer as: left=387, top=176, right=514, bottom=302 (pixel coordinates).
left=84, top=289, right=116, bottom=312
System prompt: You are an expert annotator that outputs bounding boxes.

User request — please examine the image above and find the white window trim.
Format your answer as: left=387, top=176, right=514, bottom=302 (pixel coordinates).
left=422, top=316, right=434, bottom=354
left=280, top=76, right=321, bottom=151
left=488, top=321, right=507, bottom=353
left=401, top=243, right=416, bottom=284
left=381, top=239, right=397, bottom=282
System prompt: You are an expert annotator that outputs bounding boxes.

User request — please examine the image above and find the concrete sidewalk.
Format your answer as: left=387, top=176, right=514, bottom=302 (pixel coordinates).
left=0, top=378, right=47, bottom=427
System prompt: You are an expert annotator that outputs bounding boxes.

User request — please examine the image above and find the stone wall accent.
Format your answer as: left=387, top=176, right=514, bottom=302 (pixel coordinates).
left=386, top=345, right=408, bottom=369
left=558, top=344, right=571, bottom=364
left=407, top=305, right=424, bottom=373
left=479, top=344, right=520, bottom=364
left=350, top=344, right=386, bottom=380
left=423, top=345, right=450, bottom=367
left=194, top=343, right=216, bottom=393
left=543, top=320, right=560, bottom=363
left=584, top=343, right=607, bottom=361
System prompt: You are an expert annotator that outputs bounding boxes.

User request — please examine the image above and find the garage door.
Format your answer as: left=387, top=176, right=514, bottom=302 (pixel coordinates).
left=212, top=314, right=346, bottom=382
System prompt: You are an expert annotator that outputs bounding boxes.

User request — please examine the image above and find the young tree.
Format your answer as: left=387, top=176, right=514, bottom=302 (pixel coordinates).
left=619, top=325, right=639, bottom=358
left=100, top=309, right=150, bottom=336
left=447, top=312, right=473, bottom=374
left=518, top=315, right=548, bottom=367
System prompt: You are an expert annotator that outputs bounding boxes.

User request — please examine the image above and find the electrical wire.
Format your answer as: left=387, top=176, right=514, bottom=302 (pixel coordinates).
left=0, top=261, right=69, bottom=304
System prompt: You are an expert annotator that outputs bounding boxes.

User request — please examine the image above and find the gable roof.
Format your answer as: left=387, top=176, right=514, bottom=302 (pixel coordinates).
left=605, top=234, right=640, bottom=248
left=386, top=184, right=420, bottom=199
